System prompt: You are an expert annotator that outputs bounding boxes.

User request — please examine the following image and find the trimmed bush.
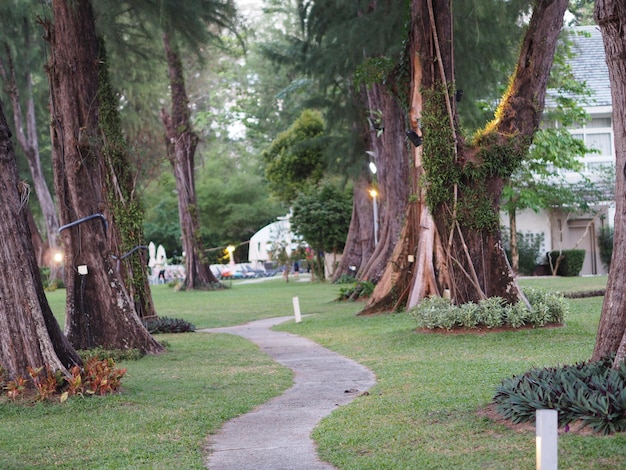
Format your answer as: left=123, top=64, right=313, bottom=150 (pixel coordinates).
left=409, top=287, right=567, bottom=330
left=502, top=230, right=545, bottom=275
left=547, top=249, right=586, bottom=276
left=493, top=356, right=626, bottom=435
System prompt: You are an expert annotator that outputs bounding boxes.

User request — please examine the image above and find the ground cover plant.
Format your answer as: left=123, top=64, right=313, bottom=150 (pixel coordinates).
left=494, top=355, right=626, bottom=435
left=409, top=287, right=568, bottom=330
left=2, top=275, right=625, bottom=468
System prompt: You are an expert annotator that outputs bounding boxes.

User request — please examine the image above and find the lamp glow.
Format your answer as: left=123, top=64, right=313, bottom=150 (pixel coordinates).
left=369, top=189, right=379, bottom=246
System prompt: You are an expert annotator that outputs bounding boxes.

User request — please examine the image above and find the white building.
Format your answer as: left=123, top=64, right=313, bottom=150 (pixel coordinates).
left=248, top=215, right=302, bottom=268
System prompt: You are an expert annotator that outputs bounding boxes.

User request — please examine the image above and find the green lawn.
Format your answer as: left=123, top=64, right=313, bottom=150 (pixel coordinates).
left=2, top=275, right=625, bottom=469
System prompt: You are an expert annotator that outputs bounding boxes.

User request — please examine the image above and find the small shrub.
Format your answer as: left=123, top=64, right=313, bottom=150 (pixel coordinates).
left=39, top=267, right=51, bottom=287
left=336, top=280, right=375, bottom=301
left=47, top=277, right=65, bottom=291
left=524, top=287, right=568, bottom=325
left=547, top=249, right=586, bottom=276
left=503, top=302, right=528, bottom=328
left=502, top=230, right=546, bottom=275
left=409, top=296, right=457, bottom=330
left=83, top=357, right=127, bottom=396
left=356, top=280, right=375, bottom=298
left=5, top=376, right=28, bottom=400
left=64, top=365, right=85, bottom=398
left=79, top=347, right=144, bottom=362
left=142, top=316, right=195, bottom=334
left=475, top=297, right=505, bottom=328
left=335, top=274, right=357, bottom=284
left=493, top=357, right=626, bottom=435
left=455, top=302, right=480, bottom=328
left=27, top=366, right=63, bottom=402
left=598, top=225, right=613, bottom=270
left=1, top=358, right=128, bottom=403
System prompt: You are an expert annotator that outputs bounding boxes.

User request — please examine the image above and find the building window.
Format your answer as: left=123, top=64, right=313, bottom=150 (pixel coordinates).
left=570, top=115, right=614, bottom=172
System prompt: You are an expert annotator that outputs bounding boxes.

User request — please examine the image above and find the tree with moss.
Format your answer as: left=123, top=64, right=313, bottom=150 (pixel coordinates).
left=363, top=0, right=569, bottom=312
left=44, top=0, right=162, bottom=353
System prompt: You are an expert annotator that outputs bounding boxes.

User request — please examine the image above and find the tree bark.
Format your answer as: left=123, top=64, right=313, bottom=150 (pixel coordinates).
left=45, top=0, right=162, bottom=353
left=0, top=100, right=81, bottom=380
left=592, top=0, right=626, bottom=365
left=160, top=31, right=220, bottom=290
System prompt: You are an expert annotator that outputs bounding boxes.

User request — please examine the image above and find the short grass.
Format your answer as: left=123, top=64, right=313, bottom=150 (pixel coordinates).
left=2, top=275, right=625, bottom=468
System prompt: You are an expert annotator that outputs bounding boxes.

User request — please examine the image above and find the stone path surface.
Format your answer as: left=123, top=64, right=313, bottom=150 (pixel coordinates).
left=201, top=316, right=376, bottom=470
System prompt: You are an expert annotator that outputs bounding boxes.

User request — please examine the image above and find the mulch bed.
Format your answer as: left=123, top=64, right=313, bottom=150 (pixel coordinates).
left=416, top=323, right=563, bottom=335
left=477, top=403, right=598, bottom=436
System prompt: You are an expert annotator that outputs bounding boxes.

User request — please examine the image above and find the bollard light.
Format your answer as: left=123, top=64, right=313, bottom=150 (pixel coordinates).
left=536, top=409, right=558, bottom=470
left=292, top=296, right=302, bottom=323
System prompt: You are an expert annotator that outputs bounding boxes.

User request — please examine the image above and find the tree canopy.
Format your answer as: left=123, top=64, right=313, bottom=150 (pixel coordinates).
left=262, top=109, right=326, bottom=204
left=291, top=182, right=352, bottom=255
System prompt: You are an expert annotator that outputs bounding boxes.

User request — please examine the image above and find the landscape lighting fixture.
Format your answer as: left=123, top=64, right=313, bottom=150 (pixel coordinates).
left=406, top=130, right=423, bottom=148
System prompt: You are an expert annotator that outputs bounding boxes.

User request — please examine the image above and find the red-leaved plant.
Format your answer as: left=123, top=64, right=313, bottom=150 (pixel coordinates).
left=1, top=358, right=127, bottom=403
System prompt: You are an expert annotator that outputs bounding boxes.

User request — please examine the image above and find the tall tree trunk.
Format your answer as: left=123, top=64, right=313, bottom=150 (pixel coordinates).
left=358, top=81, right=411, bottom=283
left=332, top=172, right=375, bottom=280
left=160, top=31, right=219, bottom=290
left=509, top=207, right=519, bottom=274
left=361, top=1, right=440, bottom=314
left=45, top=0, right=162, bottom=353
left=0, top=100, right=81, bottom=380
left=592, top=0, right=626, bottom=366
left=97, top=40, right=156, bottom=319
left=420, top=0, right=566, bottom=305
left=0, top=22, right=60, bottom=265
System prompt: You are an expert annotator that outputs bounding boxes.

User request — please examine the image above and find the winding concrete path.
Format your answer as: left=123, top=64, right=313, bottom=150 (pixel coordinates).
left=201, top=316, right=376, bottom=470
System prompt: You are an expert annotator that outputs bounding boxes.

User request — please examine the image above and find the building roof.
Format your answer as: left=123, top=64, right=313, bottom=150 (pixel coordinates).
left=569, top=26, right=611, bottom=108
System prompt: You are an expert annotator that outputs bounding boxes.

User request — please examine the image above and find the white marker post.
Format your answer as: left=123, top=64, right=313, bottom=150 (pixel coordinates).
left=536, top=409, right=558, bottom=470
left=292, top=296, right=302, bottom=323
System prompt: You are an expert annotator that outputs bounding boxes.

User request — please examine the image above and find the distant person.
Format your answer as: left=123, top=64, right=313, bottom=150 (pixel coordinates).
left=293, top=261, right=300, bottom=278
